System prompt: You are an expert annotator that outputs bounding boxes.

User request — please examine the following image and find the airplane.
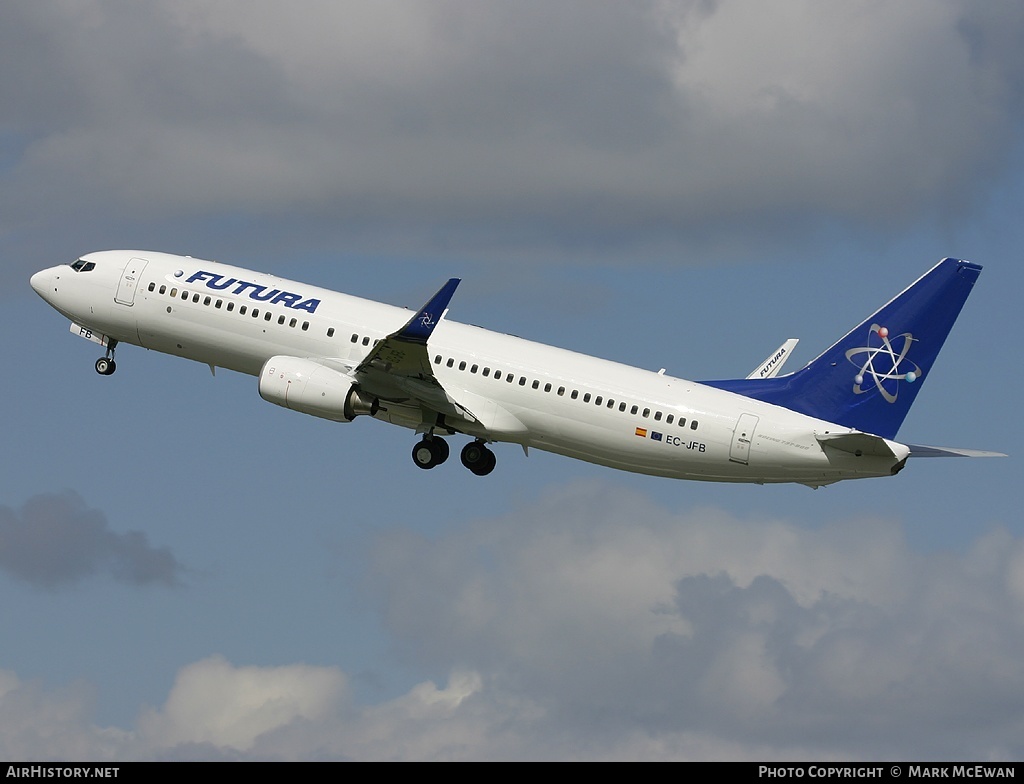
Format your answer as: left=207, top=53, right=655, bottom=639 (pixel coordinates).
left=29, top=251, right=1003, bottom=487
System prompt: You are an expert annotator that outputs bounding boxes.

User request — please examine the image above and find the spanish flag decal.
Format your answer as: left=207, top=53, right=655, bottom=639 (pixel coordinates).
left=635, top=427, right=647, bottom=438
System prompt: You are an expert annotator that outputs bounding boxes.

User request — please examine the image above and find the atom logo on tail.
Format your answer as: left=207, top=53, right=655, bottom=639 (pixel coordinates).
left=845, top=324, right=923, bottom=403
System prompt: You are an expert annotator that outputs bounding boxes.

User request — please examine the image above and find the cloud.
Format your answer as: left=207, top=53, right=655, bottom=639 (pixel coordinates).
left=136, top=656, right=347, bottom=752
left=1, top=483, right=1022, bottom=758
left=0, top=492, right=184, bottom=588
left=0, top=669, right=126, bottom=760
left=3, top=1, right=1024, bottom=267
left=362, top=482, right=1024, bottom=759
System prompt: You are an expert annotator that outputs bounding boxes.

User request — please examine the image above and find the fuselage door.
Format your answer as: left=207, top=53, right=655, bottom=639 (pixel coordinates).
left=730, top=413, right=759, bottom=465
left=114, top=257, right=149, bottom=306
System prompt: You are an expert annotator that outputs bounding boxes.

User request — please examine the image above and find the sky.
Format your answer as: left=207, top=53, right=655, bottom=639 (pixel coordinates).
left=1, top=0, right=1022, bottom=761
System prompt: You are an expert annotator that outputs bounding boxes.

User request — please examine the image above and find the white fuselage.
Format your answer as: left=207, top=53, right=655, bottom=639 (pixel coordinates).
left=30, top=250, right=909, bottom=486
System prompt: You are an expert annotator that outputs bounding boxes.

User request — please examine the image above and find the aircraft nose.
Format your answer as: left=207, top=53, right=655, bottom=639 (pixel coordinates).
left=30, top=269, right=49, bottom=296
left=30, top=267, right=59, bottom=303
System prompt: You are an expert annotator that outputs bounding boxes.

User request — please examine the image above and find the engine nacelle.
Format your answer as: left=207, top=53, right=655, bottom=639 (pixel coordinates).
left=259, top=356, right=377, bottom=422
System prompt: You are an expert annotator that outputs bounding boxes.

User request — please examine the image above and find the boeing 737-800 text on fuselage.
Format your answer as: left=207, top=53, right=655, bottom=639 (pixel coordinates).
left=30, top=252, right=1002, bottom=487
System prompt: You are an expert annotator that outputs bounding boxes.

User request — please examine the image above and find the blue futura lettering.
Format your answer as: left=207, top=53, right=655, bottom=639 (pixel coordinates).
left=249, top=287, right=281, bottom=302
left=185, top=270, right=320, bottom=313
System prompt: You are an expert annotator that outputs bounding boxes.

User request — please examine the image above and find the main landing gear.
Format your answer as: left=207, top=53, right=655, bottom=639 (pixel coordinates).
left=410, top=436, right=496, bottom=476
left=412, top=435, right=450, bottom=470
left=94, top=340, right=119, bottom=376
left=460, top=440, right=496, bottom=476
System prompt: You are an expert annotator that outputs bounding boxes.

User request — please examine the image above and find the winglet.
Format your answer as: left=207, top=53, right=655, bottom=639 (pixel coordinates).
left=395, top=278, right=461, bottom=344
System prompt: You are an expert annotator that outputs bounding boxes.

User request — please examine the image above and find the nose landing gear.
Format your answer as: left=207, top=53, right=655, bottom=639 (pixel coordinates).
left=94, top=340, right=119, bottom=375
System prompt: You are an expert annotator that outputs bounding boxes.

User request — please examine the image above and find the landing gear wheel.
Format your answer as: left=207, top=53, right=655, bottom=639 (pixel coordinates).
left=411, top=436, right=449, bottom=470
left=95, top=357, right=116, bottom=376
left=461, top=441, right=496, bottom=476
left=429, top=437, right=449, bottom=465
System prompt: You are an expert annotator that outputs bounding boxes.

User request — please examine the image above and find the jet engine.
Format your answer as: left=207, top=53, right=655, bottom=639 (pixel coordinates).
left=259, top=356, right=377, bottom=422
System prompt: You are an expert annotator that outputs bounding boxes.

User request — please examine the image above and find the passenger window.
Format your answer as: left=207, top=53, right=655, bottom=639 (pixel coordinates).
left=193, top=293, right=200, bottom=303
left=170, top=288, right=177, bottom=297
left=630, top=405, right=638, bottom=415
left=483, top=367, right=490, bottom=377
left=278, top=314, right=285, bottom=324
left=507, top=375, right=514, bottom=383
left=181, top=290, right=188, bottom=300
left=265, top=312, right=273, bottom=321
left=290, top=318, right=297, bottom=328
left=434, top=355, right=442, bottom=365
left=558, top=387, right=565, bottom=396
left=654, top=411, right=662, bottom=421
left=252, top=309, right=260, bottom=318
left=519, top=377, right=526, bottom=386
left=202, top=296, right=210, bottom=305
left=494, top=371, right=502, bottom=380
left=544, top=383, right=551, bottom=392
left=215, top=300, right=222, bottom=309
left=459, top=361, right=467, bottom=371
left=583, top=393, right=591, bottom=403
left=159, top=285, right=167, bottom=295
left=642, top=408, right=650, bottom=418
left=471, top=364, right=478, bottom=374
left=302, top=322, right=309, bottom=331
left=666, top=414, right=674, bottom=424
left=240, top=305, right=247, bottom=315
left=690, top=420, right=698, bottom=430
left=595, top=396, right=602, bottom=405
left=227, top=302, right=234, bottom=312
left=148, top=282, right=155, bottom=292
left=678, top=418, right=687, bottom=427
left=362, top=337, right=370, bottom=346
left=447, top=358, right=455, bottom=368
left=327, top=327, right=334, bottom=337
left=571, top=390, right=579, bottom=400
left=352, top=334, right=359, bottom=343
left=619, top=402, right=626, bottom=412
left=532, top=380, right=539, bottom=389
left=607, top=399, right=614, bottom=408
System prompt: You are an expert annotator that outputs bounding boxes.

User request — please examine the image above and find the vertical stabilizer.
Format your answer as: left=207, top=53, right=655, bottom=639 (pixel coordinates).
left=703, top=259, right=982, bottom=439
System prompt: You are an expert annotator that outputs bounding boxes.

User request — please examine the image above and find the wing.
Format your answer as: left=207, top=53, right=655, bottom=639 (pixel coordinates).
left=348, top=279, right=525, bottom=438
left=350, top=278, right=467, bottom=416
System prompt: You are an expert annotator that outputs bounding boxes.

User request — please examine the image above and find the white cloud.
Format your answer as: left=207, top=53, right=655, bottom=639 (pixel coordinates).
left=136, top=655, right=346, bottom=752
left=4, top=482, right=1017, bottom=760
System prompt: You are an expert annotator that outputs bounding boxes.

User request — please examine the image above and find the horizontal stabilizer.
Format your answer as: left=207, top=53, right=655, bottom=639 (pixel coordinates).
left=906, top=444, right=1007, bottom=458
left=816, top=432, right=899, bottom=458
left=747, top=339, right=799, bottom=379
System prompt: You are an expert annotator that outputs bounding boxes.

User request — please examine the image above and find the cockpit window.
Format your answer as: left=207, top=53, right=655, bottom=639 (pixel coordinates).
left=70, top=259, right=96, bottom=272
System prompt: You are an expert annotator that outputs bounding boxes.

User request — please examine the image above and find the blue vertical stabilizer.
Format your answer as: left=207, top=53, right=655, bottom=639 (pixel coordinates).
left=702, top=259, right=982, bottom=439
